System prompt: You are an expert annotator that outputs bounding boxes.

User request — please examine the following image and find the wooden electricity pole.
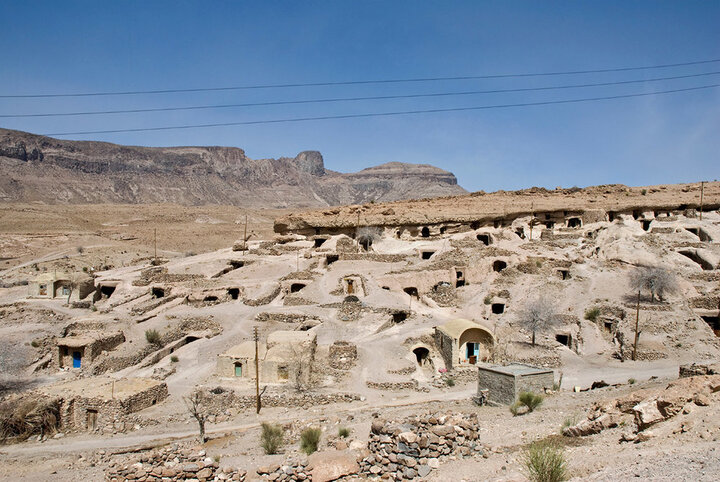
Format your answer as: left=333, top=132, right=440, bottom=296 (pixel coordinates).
left=356, top=211, right=361, bottom=253
left=254, top=326, right=261, bottom=414
left=699, top=181, right=705, bottom=221
left=632, top=290, right=641, bottom=361
left=243, top=214, right=248, bottom=254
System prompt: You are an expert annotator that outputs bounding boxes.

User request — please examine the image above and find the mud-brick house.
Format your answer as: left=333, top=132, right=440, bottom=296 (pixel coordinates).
left=28, top=272, right=95, bottom=301
left=217, top=330, right=317, bottom=383
left=40, top=377, right=168, bottom=432
left=56, top=331, right=125, bottom=369
left=434, top=319, right=495, bottom=369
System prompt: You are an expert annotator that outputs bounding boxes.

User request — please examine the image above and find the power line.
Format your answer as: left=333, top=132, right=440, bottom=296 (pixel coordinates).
left=44, top=83, right=720, bottom=136
left=3, top=58, right=720, bottom=99
left=4, top=71, right=719, bottom=118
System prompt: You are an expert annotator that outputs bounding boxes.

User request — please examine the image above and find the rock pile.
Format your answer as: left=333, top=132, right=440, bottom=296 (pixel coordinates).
left=360, top=412, right=484, bottom=479
left=563, top=375, right=720, bottom=440
left=106, top=446, right=246, bottom=481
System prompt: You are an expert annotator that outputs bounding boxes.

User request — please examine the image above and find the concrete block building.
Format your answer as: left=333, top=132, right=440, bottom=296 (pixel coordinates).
left=476, top=363, right=555, bottom=405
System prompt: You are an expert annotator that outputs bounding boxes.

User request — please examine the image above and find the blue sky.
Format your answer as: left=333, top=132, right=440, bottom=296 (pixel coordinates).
left=1, top=1, right=719, bottom=192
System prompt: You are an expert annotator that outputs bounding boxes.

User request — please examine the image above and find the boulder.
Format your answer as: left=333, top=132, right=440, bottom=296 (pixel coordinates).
left=632, top=399, right=665, bottom=430
left=308, top=450, right=360, bottom=482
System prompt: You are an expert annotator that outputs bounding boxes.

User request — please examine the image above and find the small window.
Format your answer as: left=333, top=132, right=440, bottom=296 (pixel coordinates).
left=278, top=366, right=289, bottom=380
left=62, top=286, right=71, bottom=295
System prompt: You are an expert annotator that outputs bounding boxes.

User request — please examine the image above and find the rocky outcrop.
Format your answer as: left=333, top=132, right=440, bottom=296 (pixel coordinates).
left=0, top=128, right=466, bottom=207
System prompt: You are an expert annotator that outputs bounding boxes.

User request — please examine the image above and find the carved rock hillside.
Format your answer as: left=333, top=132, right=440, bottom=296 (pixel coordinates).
left=0, top=128, right=466, bottom=207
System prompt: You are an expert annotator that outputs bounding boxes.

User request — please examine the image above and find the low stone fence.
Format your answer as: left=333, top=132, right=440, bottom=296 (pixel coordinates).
left=360, top=412, right=485, bottom=479
left=202, top=389, right=361, bottom=415
left=106, top=446, right=246, bottom=481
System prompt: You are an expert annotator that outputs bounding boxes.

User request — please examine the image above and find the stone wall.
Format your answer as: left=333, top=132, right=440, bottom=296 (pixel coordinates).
left=360, top=412, right=485, bottom=479
left=433, top=328, right=455, bottom=371
left=329, top=341, right=357, bottom=369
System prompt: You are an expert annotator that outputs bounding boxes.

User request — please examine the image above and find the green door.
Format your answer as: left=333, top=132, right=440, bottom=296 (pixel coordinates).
left=234, top=363, right=242, bottom=377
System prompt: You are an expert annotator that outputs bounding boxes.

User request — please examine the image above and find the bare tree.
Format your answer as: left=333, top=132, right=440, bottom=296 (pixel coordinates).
left=355, top=226, right=382, bottom=252
left=517, top=296, right=557, bottom=346
left=184, top=389, right=208, bottom=442
left=629, top=266, right=678, bottom=302
left=288, top=344, right=316, bottom=392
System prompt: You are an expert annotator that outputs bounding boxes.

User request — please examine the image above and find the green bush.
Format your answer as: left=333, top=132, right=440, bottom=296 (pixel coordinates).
left=145, top=329, right=161, bottom=345
left=519, top=392, right=544, bottom=412
left=30, top=340, right=40, bottom=348
left=628, top=378, right=636, bottom=385
left=170, top=355, right=179, bottom=363
left=584, top=307, right=600, bottom=322
left=641, top=189, right=647, bottom=196
left=300, top=427, right=321, bottom=455
left=444, top=377, right=455, bottom=387
left=483, top=294, right=493, bottom=305
left=260, top=423, right=284, bottom=454
left=338, top=427, right=350, bottom=438
left=521, top=440, right=568, bottom=482
left=510, top=401, right=522, bottom=416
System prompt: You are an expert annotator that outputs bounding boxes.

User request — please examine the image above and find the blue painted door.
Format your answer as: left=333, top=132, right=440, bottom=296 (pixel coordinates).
left=72, top=351, right=82, bottom=368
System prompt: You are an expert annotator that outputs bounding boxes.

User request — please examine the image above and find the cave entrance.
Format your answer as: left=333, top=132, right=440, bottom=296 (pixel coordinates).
left=492, top=260, right=507, bottom=272
left=477, top=234, right=492, bottom=246
left=151, top=287, right=165, bottom=298
left=290, top=283, right=306, bottom=293
left=557, top=269, right=570, bottom=280
left=99, top=285, right=116, bottom=298
left=641, top=220, right=652, bottom=231
left=701, top=316, right=720, bottom=337
left=555, top=333, right=571, bottom=347
left=420, top=227, right=430, bottom=238
left=314, top=238, right=327, bottom=248
left=403, top=287, right=418, bottom=298
left=421, top=251, right=435, bottom=260
left=567, top=217, right=582, bottom=228
left=227, top=288, right=240, bottom=300
left=326, top=254, right=339, bottom=266
left=413, top=347, right=430, bottom=366
left=491, top=303, right=505, bottom=314
left=393, top=311, right=408, bottom=323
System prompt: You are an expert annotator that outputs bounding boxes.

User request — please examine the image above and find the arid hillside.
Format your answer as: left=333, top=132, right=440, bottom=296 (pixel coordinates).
left=0, top=128, right=466, bottom=208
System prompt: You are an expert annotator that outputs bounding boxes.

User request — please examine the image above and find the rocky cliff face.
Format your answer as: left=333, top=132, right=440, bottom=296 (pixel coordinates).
left=0, top=128, right=466, bottom=207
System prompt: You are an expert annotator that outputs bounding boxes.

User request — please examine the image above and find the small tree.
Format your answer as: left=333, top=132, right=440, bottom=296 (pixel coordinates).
left=629, top=266, right=678, bottom=302
left=355, top=226, right=381, bottom=252
left=289, top=344, right=316, bottom=392
left=518, top=296, right=557, bottom=346
left=184, top=389, right=208, bottom=443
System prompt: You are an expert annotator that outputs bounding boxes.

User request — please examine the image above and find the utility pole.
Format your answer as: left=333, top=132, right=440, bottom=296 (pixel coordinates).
left=243, top=214, right=248, bottom=254
left=153, top=228, right=157, bottom=263
left=632, top=290, right=641, bottom=361
left=356, top=211, right=361, bottom=253
left=254, top=326, right=261, bottom=414
left=699, top=181, right=705, bottom=221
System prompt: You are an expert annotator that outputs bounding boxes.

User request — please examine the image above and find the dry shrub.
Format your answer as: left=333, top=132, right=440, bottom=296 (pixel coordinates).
left=521, top=440, right=568, bottom=482
left=0, top=397, right=62, bottom=443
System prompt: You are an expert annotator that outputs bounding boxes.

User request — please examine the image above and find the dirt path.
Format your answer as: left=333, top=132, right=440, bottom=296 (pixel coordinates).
left=0, top=387, right=476, bottom=458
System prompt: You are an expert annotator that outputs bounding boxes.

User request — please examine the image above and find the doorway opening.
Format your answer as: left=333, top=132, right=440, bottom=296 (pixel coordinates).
left=420, top=227, right=430, bottom=238
left=493, top=260, right=507, bottom=272
left=491, top=303, right=505, bottom=314
left=290, top=283, right=306, bottom=293
left=413, top=347, right=429, bottom=366
left=555, top=333, right=571, bottom=346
